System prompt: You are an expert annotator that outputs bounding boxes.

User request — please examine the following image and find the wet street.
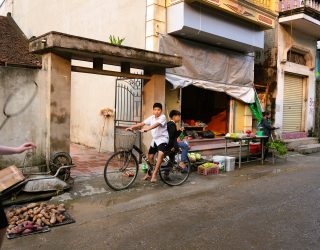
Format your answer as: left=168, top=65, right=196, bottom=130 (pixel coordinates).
left=3, top=152, right=320, bottom=250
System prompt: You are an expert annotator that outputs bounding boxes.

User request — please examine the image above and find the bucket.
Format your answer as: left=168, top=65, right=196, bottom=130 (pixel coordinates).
left=256, top=131, right=264, bottom=136
left=225, top=156, right=235, bottom=172
left=212, top=156, right=225, bottom=170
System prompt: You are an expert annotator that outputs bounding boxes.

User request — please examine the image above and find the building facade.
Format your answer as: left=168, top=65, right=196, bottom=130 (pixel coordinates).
left=256, top=0, right=320, bottom=140
left=1, top=0, right=279, bottom=155
left=0, top=0, right=146, bottom=152
left=146, top=0, right=277, bottom=144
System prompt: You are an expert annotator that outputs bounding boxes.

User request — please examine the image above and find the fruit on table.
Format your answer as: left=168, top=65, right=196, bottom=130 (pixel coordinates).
left=249, top=133, right=256, bottom=138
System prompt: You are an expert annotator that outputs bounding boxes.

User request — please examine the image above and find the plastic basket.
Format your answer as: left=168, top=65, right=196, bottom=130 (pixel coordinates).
left=115, top=131, right=137, bottom=151
left=198, top=166, right=219, bottom=176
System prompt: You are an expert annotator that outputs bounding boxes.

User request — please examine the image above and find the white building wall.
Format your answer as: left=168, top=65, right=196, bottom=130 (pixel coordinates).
left=1, top=0, right=146, bottom=152
left=275, top=24, right=317, bottom=134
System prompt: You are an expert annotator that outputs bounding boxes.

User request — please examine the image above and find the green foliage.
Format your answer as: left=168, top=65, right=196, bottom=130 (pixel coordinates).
left=267, top=140, right=288, bottom=156
left=108, top=35, right=125, bottom=46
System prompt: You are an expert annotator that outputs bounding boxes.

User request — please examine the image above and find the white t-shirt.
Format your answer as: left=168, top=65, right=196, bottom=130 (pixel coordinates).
left=143, top=114, right=169, bottom=146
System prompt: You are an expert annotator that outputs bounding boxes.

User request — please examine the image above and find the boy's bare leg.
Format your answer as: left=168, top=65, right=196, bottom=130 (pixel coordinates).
left=0, top=227, right=6, bottom=249
left=142, top=154, right=154, bottom=180
left=151, top=151, right=165, bottom=182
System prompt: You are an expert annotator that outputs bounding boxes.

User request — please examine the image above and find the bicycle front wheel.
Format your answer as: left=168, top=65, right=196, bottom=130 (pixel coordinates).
left=104, top=151, right=139, bottom=191
left=159, top=152, right=190, bottom=186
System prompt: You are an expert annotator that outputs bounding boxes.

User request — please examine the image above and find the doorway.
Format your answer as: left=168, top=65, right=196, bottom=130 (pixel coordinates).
left=283, top=74, right=305, bottom=132
left=181, top=85, right=229, bottom=136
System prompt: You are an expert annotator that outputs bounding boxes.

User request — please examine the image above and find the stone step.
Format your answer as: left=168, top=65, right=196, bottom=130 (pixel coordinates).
left=297, top=144, right=320, bottom=154
left=284, top=137, right=319, bottom=151
left=188, top=137, right=225, bottom=147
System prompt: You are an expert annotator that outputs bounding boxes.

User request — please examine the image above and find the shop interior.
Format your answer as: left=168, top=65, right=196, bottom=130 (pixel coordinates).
left=181, top=85, right=230, bottom=138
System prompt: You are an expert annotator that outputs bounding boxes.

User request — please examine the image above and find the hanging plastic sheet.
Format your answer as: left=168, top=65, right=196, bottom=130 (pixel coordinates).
left=159, top=34, right=255, bottom=103
left=249, top=91, right=263, bottom=122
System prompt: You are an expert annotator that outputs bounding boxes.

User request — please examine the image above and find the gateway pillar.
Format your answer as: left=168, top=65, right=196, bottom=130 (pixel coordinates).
left=142, top=74, right=166, bottom=152
left=42, top=53, right=71, bottom=159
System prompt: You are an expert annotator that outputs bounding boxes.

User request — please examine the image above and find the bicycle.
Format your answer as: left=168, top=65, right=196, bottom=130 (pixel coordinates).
left=104, top=130, right=191, bottom=191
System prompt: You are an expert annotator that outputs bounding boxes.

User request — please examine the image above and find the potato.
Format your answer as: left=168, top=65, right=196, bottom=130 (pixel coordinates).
left=16, top=219, right=26, bottom=225
left=33, top=207, right=41, bottom=215
left=40, top=210, right=50, bottom=219
left=6, top=212, right=14, bottom=218
left=15, top=209, right=22, bottom=216
left=41, top=217, right=51, bottom=226
left=50, top=213, right=56, bottom=224
left=36, top=218, right=42, bottom=226
left=47, top=205, right=56, bottom=210
left=21, top=207, right=28, bottom=212
left=27, top=203, right=38, bottom=209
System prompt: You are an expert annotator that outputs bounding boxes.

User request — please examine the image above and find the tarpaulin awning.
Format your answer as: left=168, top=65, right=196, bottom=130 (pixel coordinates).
left=159, top=35, right=255, bottom=103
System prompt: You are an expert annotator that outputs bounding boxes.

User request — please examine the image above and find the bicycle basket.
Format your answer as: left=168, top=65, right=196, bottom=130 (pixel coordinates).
left=115, top=131, right=137, bottom=151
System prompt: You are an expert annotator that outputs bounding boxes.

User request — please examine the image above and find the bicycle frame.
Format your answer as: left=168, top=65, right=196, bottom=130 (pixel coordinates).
left=131, top=145, right=154, bottom=174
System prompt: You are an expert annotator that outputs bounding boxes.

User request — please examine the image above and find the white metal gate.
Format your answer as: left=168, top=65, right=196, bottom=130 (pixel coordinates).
left=283, top=74, right=304, bottom=132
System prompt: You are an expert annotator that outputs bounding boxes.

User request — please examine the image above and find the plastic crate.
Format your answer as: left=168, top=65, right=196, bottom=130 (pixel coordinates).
left=198, top=166, right=219, bottom=176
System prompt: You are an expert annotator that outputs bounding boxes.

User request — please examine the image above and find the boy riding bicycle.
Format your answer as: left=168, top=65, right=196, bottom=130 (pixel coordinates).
left=126, top=103, right=168, bottom=183
left=167, top=110, right=189, bottom=172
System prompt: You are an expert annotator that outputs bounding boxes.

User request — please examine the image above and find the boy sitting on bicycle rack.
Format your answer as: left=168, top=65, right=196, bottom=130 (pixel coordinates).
left=126, top=103, right=169, bottom=183
left=167, top=110, right=189, bottom=172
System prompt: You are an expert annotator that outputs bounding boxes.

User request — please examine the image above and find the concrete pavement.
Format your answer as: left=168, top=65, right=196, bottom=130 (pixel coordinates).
left=2, top=152, right=320, bottom=250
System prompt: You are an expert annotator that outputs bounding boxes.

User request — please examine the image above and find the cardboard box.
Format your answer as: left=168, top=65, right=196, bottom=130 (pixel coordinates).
left=0, top=166, right=25, bottom=192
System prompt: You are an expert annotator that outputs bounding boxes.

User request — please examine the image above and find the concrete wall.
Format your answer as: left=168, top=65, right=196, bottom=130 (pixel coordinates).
left=0, top=66, right=47, bottom=168
left=167, top=2, right=264, bottom=52
left=1, top=0, right=146, bottom=152
left=315, top=80, right=320, bottom=137
left=275, top=25, right=317, bottom=134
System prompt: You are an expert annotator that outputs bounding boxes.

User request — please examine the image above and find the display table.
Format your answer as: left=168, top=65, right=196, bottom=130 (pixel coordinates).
left=224, top=136, right=268, bottom=168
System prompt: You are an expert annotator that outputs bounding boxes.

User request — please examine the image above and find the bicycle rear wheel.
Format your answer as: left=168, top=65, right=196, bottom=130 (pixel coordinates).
left=104, top=151, right=138, bottom=191
left=159, top=152, right=190, bottom=186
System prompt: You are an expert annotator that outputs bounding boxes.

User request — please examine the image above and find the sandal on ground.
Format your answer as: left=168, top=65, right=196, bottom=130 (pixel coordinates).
left=142, top=175, right=151, bottom=181
left=150, top=177, right=157, bottom=183
left=122, top=171, right=134, bottom=177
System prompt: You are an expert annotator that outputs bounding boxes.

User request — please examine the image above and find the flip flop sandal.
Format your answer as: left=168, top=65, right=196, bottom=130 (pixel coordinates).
left=142, top=175, right=151, bottom=181
left=177, top=165, right=188, bottom=173
left=122, top=171, right=134, bottom=177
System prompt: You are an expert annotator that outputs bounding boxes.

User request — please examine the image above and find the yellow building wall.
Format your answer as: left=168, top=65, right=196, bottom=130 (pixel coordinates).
left=165, top=85, right=180, bottom=118
left=234, top=100, right=253, bottom=133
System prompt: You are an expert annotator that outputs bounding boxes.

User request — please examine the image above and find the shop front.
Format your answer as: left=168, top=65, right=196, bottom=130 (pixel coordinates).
left=160, top=35, right=256, bottom=142
left=156, top=0, right=278, bottom=146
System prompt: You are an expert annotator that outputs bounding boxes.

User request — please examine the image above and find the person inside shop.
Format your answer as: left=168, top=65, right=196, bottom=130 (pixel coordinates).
left=167, top=110, right=189, bottom=172
left=260, top=111, right=278, bottom=160
left=0, top=143, right=36, bottom=248
left=126, top=103, right=169, bottom=183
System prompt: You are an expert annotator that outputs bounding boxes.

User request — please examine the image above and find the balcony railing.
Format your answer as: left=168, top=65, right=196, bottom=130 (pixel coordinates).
left=279, top=0, right=320, bottom=12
